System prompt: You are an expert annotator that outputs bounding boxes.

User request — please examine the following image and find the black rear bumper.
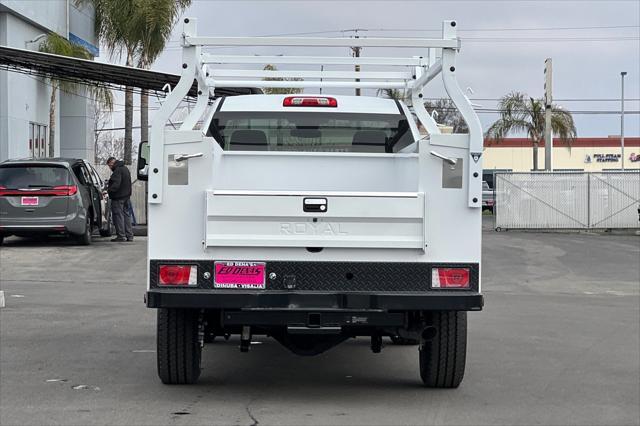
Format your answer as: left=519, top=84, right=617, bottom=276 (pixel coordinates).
left=146, top=290, right=484, bottom=311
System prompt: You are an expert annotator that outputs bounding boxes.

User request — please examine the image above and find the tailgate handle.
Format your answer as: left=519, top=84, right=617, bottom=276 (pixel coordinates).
left=174, top=152, right=203, bottom=162
left=303, top=197, right=327, bottom=213
left=430, top=150, right=458, bottom=168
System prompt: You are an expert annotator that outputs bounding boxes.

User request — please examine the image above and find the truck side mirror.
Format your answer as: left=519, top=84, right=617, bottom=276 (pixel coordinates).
left=137, top=141, right=150, bottom=181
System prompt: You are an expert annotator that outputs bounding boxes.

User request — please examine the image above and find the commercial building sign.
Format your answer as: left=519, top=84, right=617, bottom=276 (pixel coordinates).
left=630, top=153, right=640, bottom=163
left=585, top=153, right=622, bottom=163
left=69, top=33, right=99, bottom=57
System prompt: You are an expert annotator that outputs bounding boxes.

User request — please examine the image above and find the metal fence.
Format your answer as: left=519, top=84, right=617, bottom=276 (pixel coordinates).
left=93, top=164, right=147, bottom=225
left=495, top=171, right=640, bottom=230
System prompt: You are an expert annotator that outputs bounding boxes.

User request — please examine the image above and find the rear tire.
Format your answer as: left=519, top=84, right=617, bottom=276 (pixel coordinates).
left=157, top=308, right=202, bottom=385
left=419, top=311, right=467, bottom=388
left=76, top=216, right=92, bottom=245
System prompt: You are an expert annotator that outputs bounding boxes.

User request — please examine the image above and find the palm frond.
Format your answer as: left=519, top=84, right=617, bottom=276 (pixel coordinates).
left=497, top=91, right=528, bottom=121
left=376, top=88, right=405, bottom=101
left=39, top=33, right=113, bottom=111
left=261, top=64, right=302, bottom=95
left=485, top=117, right=531, bottom=143
left=550, top=106, right=577, bottom=147
left=486, top=91, right=536, bottom=142
left=39, top=33, right=92, bottom=59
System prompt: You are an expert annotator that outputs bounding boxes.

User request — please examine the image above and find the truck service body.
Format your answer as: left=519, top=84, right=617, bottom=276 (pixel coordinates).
left=141, top=18, right=483, bottom=387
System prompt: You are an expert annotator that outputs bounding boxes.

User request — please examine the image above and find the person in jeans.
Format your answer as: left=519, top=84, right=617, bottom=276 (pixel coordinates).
left=106, top=157, right=133, bottom=242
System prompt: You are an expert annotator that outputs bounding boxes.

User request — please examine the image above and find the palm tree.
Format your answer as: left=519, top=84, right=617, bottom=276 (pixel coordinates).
left=89, top=0, right=191, bottom=163
left=38, top=33, right=113, bottom=157
left=424, top=99, right=468, bottom=133
left=486, top=91, right=576, bottom=170
left=377, top=91, right=468, bottom=134
left=86, top=0, right=137, bottom=163
left=376, top=88, right=405, bottom=101
left=132, top=0, right=192, bottom=151
left=262, top=64, right=303, bottom=95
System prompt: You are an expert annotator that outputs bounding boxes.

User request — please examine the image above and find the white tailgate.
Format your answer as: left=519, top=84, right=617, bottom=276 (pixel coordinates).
left=205, top=190, right=425, bottom=249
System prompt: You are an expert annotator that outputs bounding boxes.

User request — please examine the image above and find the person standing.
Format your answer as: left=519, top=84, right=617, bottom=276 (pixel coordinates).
left=106, top=157, right=133, bottom=242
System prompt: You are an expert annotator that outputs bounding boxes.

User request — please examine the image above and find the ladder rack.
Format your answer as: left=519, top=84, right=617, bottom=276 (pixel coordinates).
left=149, top=18, right=483, bottom=209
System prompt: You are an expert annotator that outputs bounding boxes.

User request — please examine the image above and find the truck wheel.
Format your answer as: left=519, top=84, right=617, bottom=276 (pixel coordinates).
left=157, top=308, right=202, bottom=385
left=419, top=311, right=467, bottom=388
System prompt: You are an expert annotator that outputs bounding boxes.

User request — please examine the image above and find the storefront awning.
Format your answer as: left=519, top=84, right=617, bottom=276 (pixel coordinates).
left=0, top=45, right=260, bottom=99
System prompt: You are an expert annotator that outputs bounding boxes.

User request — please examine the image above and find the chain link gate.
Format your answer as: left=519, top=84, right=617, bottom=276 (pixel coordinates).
left=495, top=172, right=640, bottom=230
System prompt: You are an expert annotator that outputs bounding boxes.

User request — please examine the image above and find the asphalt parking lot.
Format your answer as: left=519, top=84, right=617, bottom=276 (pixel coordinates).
left=1, top=229, right=639, bottom=426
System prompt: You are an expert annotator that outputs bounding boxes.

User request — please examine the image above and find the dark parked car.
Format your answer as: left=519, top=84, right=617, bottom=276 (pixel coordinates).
left=0, top=158, right=111, bottom=245
left=482, top=180, right=495, bottom=213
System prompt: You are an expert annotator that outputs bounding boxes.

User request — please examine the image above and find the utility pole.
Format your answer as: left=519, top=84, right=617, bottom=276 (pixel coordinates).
left=621, top=71, right=627, bottom=170
left=351, top=32, right=361, bottom=96
left=544, top=58, right=553, bottom=171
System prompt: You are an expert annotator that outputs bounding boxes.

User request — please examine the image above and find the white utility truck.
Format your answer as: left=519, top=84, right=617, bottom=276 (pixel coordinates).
left=137, top=18, right=483, bottom=387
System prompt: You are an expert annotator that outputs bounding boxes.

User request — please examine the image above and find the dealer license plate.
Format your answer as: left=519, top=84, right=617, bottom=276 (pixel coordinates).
left=21, top=196, right=39, bottom=206
left=214, top=261, right=266, bottom=289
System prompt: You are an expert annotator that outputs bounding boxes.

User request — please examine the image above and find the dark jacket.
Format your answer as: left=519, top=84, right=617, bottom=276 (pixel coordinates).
left=107, top=161, right=132, bottom=200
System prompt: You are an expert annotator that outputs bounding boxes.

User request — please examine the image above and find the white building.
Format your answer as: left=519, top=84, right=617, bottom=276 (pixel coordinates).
left=0, top=0, right=98, bottom=162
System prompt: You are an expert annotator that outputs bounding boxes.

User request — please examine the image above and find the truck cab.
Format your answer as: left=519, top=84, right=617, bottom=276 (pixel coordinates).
left=140, top=18, right=483, bottom=387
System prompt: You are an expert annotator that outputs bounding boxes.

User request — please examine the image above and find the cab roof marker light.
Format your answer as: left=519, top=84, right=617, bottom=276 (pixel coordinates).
left=283, top=96, right=338, bottom=107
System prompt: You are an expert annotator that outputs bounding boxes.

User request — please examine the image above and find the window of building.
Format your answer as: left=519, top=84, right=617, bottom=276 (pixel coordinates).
left=28, top=122, right=48, bottom=158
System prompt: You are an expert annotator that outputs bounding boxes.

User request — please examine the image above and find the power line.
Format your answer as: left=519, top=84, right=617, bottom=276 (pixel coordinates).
left=330, top=35, right=640, bottom=41
left=164, top=24, right=639, bottom=45
left=13, top=67, right=171, bottom=106
left=343, top=25, right=640, bottom=33
left=97, top=110, right=639, bottom=132
left=20, top=68, right=640, bottom=115
left=162, top=38, right=640, bottom=53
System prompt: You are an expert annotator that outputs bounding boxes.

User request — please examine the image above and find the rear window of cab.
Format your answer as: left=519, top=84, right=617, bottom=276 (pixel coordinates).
left=209, top=112, right=415, bottom=153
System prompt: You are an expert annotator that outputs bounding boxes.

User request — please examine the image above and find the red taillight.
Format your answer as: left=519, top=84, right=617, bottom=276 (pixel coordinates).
left=53, top=185, right=77, bottom=196
left=0, top=185, right=77, bottom=196
left=283, top=96, right=337, bottom=107
left=432, top=268, right=470, bottom=289
left=159, top=265, right=197, bottom=286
